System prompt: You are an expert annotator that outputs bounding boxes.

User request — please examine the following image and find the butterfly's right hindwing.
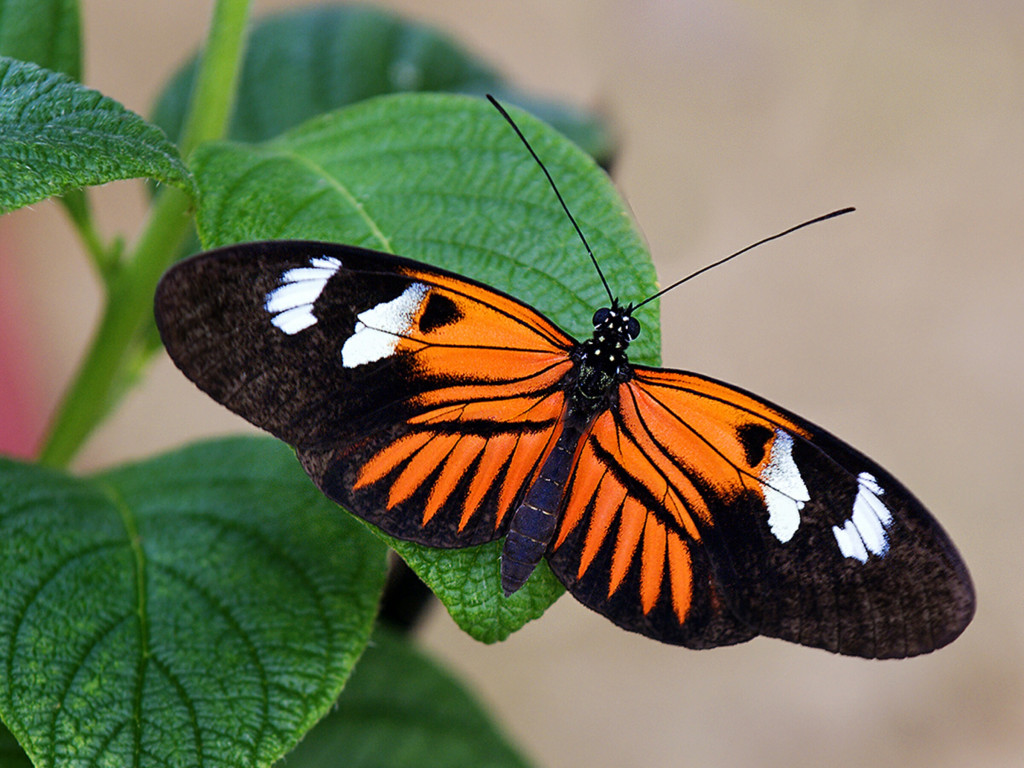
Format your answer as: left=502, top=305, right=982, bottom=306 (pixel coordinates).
left=155, top=241, right=575, bottom=547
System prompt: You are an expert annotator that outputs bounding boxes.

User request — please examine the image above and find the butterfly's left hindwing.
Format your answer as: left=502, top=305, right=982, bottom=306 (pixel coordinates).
left=546, top=366, right=974, bottom=658
left=155, top=241, right=575, bottom=547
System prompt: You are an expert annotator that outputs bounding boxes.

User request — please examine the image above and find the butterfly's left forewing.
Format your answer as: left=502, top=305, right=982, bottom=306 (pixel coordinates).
left=155, top=241, right=576, bottom=547
left=547, top=366, right=974, bottom=658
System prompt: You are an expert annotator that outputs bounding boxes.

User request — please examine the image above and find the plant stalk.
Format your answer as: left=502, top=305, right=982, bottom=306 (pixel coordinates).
left=38, top=0, right=253, bottom=467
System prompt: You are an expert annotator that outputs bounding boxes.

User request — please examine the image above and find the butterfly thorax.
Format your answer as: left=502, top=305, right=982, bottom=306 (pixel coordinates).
left=570, top=301, right=641, bottom=405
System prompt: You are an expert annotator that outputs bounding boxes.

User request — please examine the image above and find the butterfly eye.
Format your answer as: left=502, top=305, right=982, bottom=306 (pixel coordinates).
left=593, top=308, right=611, bottom=327
left=626, top=317, right=641, bottom=340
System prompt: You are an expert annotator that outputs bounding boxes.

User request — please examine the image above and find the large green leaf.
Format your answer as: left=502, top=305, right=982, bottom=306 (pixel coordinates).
left=280, top=628, right=531, bottom=768
left=0, top=437, right=389, bottom=768
left=387, top=538, right=564, bottom=644
left=190, top=92, right=660, bottom=641
left=0, top=57, right=194, bottom=214
left=152, top=4, right=611, bottom=162
left=0, top=0, right=81, bottom=80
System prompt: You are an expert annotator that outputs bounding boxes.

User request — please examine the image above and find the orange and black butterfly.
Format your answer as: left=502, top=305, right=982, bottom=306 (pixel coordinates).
left=155, top=100, right=973, bottom=659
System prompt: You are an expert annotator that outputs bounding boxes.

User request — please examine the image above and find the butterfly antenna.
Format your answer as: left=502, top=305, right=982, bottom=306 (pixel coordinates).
left=633, top=207, right=855, bottom=310
left=487, top=95, right=615, bottom=304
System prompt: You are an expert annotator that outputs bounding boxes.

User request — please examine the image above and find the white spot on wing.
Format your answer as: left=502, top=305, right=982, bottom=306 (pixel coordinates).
left=760, top=430, right=810, bottom=543
left=265, top=255, right=342, bottom=334
left=832, top=472, right=893, bottom=563
left=832, top=522, right=866, bottom=562
left=341, top=282, right=429, bottom=368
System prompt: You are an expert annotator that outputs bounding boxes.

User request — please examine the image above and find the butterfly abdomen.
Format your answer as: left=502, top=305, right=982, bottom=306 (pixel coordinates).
left=501, top=419, right=586, bottom=595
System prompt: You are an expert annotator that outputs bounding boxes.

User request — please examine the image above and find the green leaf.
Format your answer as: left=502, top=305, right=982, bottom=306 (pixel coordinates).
left=0, top=0, right=81, bottom=80
left=0, top=57, right=195, bottom=214
left=1, top=1, right=90, bottom=288
left=0, top=437, right=389, bottom=768
left=387, top=539, right=564, bottom=644
left=190, top=92, right=660, bottom=640
left=152, top=5, right=611, bottom=162
left=280, top=628, right=532, bottom=768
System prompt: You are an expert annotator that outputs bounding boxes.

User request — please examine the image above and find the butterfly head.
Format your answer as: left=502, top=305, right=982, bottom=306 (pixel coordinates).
left=592, top=301, right=641, bottom=343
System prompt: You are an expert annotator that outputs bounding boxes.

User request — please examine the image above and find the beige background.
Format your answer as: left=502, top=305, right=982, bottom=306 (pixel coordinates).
left=2, top=1, right=1022, bottom=766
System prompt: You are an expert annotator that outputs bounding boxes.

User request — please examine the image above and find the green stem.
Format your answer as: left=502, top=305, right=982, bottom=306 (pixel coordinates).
left=38, top=0, right=253, bottom=468
left=59, top=190, right=120, bottom=281
left=176, top=0, right=250, bottom=158
left=38, top=189, right=191, bottom=467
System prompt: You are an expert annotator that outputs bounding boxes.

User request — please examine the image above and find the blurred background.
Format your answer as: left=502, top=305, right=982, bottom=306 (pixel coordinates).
left=1, top=1, right=1021, bottom=766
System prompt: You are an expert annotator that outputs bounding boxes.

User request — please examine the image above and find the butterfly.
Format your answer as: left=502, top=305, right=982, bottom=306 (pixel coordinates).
left=154, top=100, right=974, bottom=659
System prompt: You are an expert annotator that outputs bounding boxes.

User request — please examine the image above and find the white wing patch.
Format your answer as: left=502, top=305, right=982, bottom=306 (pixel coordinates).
left=832, top=472, right=893, bottom=563
left=341, top=282, right=430, bottom=368
left=265, top=256, right=343, bottom=334
left=760, top=430, right=810, bottom=543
